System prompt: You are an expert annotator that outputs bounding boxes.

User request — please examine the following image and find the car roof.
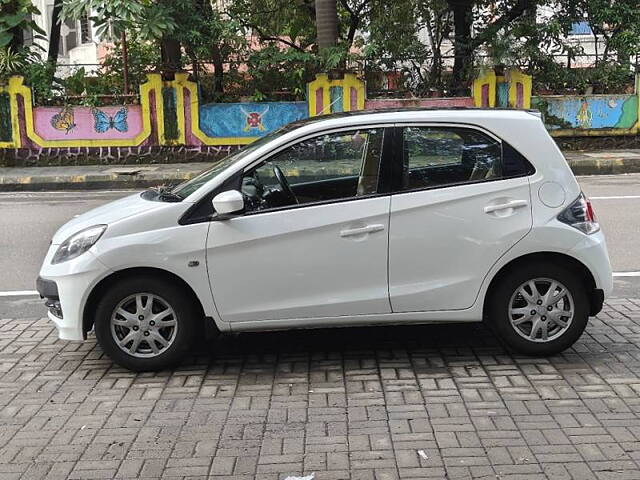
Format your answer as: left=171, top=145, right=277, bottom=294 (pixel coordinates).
left=287, top=107, right=542, bottom=129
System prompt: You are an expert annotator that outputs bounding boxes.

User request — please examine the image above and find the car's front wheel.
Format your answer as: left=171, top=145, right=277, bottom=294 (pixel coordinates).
left=487, top=263, right=590, bottom=356
left=94, top=276, right=199, bottom=371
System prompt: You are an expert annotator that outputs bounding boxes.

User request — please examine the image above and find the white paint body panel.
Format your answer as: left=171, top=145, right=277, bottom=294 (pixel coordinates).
left=206, top=197, right=392, bottom=322
left=37, top=109, right=613, bottom=342
left=389, top=176, right=532, bottom=312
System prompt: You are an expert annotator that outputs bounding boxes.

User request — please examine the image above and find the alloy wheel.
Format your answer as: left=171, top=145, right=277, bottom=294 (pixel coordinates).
left=508, top=278, right=574, bottom=343
left=110, top=293, right=178, bottom=358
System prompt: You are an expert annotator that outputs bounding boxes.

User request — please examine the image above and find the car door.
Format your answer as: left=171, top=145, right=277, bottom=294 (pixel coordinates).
left=388, top=125, right=534, bottom=312
left=206, top=126, right=393, bottom=324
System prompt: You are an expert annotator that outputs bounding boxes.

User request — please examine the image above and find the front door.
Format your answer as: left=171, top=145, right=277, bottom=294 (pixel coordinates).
left=388, top=126, right=534, bottom=312
left=206, top=127, right=392, bottom=324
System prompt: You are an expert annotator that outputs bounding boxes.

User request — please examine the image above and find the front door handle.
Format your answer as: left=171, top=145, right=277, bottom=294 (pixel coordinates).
left=340, top=224, right=385, bottom=237
left=484, top=200, right=528, bottom=214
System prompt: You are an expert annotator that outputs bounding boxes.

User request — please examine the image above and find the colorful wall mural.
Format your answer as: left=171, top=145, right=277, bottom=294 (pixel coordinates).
left=308, top=73, right=365, bottom=116
left=33, top=105, right=143, bottom=141
left=199, top=102, right=308, bottom=139
left=535, top=95, right=638, bottom=132
left=2, top=70, right=640, bottom=164
left=365, top=97, right=474, bottom=109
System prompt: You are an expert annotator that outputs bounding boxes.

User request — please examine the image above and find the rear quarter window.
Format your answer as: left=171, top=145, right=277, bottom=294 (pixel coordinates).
left=502, top=142, right=536, bottom=177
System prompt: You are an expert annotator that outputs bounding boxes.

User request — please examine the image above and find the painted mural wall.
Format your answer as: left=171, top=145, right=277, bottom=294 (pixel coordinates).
left=198, top=102, right=309, bottom=139
left=365, top=97, right=474, bottom=109
left=33, top=105, right=144, bottom=141
left=535, top=95, right=638, bottom=131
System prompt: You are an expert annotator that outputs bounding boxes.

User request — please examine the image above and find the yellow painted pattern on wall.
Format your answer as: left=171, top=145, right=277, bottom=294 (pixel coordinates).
left=472, top=70, right=496, bottom=108
left=2, top=75, right=154, bottom=148
left=0, top=77, right=24, bottom=148
left=507, top=69, right=532, bottom=109
left=307, top=73, right=365, bottom=116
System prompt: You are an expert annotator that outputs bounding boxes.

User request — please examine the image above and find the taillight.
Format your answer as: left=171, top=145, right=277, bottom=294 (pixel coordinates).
left=557, top=192, right=600, bottom=234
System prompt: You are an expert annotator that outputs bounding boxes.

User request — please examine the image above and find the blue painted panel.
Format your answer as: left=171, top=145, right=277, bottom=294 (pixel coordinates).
left=541, top=95, right=638, bottom=130
left=330, top=86, right=343, bottom=113
left=199, top=102, right=309, bottom=138
left=496, top=83, right=509, bottom=108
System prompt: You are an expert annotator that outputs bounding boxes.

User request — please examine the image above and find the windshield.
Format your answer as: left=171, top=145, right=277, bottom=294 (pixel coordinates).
left=171, top=126, right=294, bottom=199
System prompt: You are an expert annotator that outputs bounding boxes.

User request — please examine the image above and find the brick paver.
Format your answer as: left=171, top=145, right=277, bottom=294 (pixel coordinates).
left=1, top=299, right=640, bottom=479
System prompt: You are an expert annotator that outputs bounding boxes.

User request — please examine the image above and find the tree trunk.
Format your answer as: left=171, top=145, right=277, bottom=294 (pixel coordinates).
left=211, top=44, right=224, bottom=94
left=47, top=0, right=63, bottom=64
left=160, top=36, right=182, bottom=77
left=316, top=0, right=339, bottom=49
left=8, top=28, right=24, bottom=50
left=449, top=0, right=473, bottom=95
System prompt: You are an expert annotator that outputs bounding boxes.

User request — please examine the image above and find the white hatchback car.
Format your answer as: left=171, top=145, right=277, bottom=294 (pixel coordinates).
left=38, top=109, right=612, bottom=371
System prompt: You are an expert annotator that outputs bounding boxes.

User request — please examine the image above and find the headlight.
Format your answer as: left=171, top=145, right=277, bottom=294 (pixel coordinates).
left=52, top=225, right=107, bottom=264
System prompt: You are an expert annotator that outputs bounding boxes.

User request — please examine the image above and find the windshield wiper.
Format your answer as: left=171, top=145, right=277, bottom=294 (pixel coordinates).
left=147, top=185, right=183, bottom=202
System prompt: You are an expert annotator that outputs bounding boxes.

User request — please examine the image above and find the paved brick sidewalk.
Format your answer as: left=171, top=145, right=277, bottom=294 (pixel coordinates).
left=1, top=300, right=640, bottom=480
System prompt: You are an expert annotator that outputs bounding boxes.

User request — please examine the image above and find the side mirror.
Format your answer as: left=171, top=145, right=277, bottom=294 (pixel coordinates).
left=212, top=190, right=244, bottom=219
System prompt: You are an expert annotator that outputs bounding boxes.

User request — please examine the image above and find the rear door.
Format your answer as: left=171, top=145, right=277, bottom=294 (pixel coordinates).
left=388, top=125, right=534, bottom=312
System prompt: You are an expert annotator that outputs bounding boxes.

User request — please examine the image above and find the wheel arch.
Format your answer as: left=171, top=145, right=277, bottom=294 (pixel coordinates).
left=482, top=251, right=599, bottom=319
left=82, top=267, right=208, bottom=337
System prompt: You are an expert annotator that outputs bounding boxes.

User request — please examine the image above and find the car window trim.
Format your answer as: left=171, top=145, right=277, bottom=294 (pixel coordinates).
left=242, top=123, right=396, bottom=173
left=390, top=122, right=534, bottom=195
left=239, top=190, right=391, bottom=218
left=234, top=124, right=394, bottom=217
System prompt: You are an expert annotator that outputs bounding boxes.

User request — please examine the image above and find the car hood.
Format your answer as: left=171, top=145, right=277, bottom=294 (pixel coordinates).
left=51, top=192, right=170, bottom=245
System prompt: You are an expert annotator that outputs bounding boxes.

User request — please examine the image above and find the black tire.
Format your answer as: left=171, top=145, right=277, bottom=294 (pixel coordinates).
left=94, top=275, right=200, bottom=371
left=487, top=262, right=590, bottom=356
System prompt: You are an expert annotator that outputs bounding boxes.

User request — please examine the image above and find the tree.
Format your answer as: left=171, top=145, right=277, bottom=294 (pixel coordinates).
left=62, top=0, right=179, bottom=74
left=556, top=0, right=640, bottom=65
left=316, top=0, right=339, bottom=48
left=446, top=0, right=537, bottom=94
left=47, top=0, right=63, bottom=64
left=0, top=0, right=43, bottom=51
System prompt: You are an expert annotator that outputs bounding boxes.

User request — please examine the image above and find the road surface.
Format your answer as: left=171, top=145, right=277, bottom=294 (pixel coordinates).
left=0, top=174, right=638, bottom=318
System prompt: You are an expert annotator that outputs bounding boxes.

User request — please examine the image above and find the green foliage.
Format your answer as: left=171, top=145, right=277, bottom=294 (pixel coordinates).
left=62, top=0, right=177, bottom=41
left=532, top=61, right=634, bottom=94
left=0, top=0, right=44, bottom=49
left=244, top=46, right=318, bottom=101
left=0, top=47, right=29, bottom=78
left=556, top=0, right=640, bottom=62
left=21, top=62, right=61, bottom=103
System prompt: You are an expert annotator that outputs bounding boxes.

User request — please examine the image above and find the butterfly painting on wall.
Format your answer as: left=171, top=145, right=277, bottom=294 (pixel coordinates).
left=91, top=107, right=128, bottom=133
left=50, top=106, right=76, bottom=134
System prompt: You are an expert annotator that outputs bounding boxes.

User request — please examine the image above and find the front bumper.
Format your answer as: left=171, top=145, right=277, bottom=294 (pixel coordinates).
left=590, top=289, right=605, bottom=316
left=36, top=276, right=63, bottom=319
left=38, top=245, right=111, bottom=341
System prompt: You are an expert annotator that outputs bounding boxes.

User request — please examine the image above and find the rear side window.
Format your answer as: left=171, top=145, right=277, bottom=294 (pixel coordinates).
left=502, top=142, right=535, bottom=177
left=399, top=127, right=532, bottom=191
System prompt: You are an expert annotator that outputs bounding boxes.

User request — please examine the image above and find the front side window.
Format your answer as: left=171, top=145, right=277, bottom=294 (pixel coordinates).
left=401, top=127, right=504, bottom=191
left=242, top=128, right=385, bottom=213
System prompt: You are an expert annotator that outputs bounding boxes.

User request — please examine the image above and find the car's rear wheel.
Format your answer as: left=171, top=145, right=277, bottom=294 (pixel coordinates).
left=487, top=263, right=590, bottom=355
left=94, top=276, right=199, bottom=371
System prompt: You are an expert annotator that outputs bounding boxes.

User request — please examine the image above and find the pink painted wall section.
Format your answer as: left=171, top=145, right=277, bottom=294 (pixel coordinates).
left=365, top=97, right=474, bottom=110
left=33, top=105, right=143, bottom=141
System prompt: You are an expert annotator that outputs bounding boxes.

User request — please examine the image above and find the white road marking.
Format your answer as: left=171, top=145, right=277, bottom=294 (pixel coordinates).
left=591, top=195, right=640, bottom=200
left=613, top=272, right=640, bottom=277
left=0, top=290, right=39, bottom=297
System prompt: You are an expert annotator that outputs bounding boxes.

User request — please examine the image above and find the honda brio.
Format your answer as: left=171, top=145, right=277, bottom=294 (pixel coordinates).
left=37, top=109, right=613, bottom=371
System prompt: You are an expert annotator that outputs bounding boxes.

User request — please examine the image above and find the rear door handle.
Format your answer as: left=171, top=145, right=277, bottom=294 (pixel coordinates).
left=484, top=200, right=528, bottom=213
left=340, top=224, right=385, bottom=237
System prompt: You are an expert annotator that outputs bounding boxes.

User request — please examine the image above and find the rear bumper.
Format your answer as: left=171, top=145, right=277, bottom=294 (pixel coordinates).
left=568, top=229, right=613, bottom=298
